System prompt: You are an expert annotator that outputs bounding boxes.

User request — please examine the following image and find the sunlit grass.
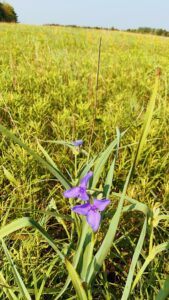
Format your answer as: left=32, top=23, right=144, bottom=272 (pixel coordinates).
left=0, top=23, right=168, bottom=299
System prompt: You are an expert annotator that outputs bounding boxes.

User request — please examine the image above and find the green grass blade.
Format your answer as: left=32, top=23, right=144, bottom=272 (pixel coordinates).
left=0, top=217, right=64, bottom=260
left=65, top=258, right=88, bottom=300
left=0, top=124, right=71, bottom=189
left=86, top=166, right=133, bottom=284
left=0, top=217, right=88, bottom=300
left=132, top=241, right=169, bottom=291
left=0, top=272, right=18, bottom=300
left=103, top=157, right=116, bottom=198
left=112, top=192, right=149, bottom=215
left=155, top=275, right=169, bottom=300
left=43, top=140, right=75, bottom=149
left=1, top=239, right=31, bottom=300
left=133, top=76, right=159, bottom=167
left=54, top=221, right=90, bottom=300
left=78, top=156, right=96, bottom=179
left=121, top=217, right=147, bottom=300
left=103, top=128, right=120, bottom=198
left=37, top=141, right=59, bottom=170
left=32, top=270, right=38, bottom=299
left=91, top=130, right=125, bottom=189
left=36, top=257, right=58, bottom=300
left=2, top=167, right=19, bottom=187
left=80, top=228, right=94, bottom=281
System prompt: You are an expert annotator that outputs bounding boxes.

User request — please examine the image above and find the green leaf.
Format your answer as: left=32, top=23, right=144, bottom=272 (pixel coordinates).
left=103, top=127, right=120, bottom=198
left=2, top=167, right=19, bottom=187
left=155, top=275, right=169, bottom=300
left=78, top=156, right=96, bottom=179
left=37, top=141, right=59, bottom=170
left=132, top=241, right=169, bottom=291
left=0, top=271, right=18, bottom=300
left=65, top=258, right=88, bottom=300
left=36, top=257, right=59, bottom=300
left=112, top=192, right=149, bottom=215
left=1, top=239, right=31, bottom=300
left=0, top=217, right=64, bottom=260
left=0, top=217, right=86, bottom=300
left=80, top=227, right=94, bottom=282
left=0, top=124, right=71, bottom=189
left=54, top=220, right=90, bottom=300
left=121, top=217, right=147, bottom=300
left=91, top=130, right=125, bottom=189
left=133, top=76, right=159, bottom=167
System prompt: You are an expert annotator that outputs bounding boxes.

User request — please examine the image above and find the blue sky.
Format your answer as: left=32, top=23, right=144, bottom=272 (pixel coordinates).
left=7, top=0, right=169, bottom=30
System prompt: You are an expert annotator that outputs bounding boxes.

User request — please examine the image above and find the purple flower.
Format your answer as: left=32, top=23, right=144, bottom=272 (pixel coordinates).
left=63, top=171, right=93, bottom=201
left=72, top=199, right=110, bottom=232
left=72, top=140, right=83, bottom=146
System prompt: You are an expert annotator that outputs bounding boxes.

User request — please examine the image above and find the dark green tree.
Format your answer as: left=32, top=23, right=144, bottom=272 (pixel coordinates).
left=0, top=2, right=18, bottom=22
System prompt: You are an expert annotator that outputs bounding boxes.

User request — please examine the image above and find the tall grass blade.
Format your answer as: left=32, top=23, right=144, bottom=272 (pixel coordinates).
left=36, top=257, right=58, bottom=300
left=65, top=258, right=88, bottom=300
left=80, top=227, right=94, bottom=281
left=132, top=242, right=169, bottom=291
left=37, top=141, right=59, bottom=170
left=0, top=272, right=18, bottom=300
left=54, top=221, right=89, bottom=300
left=0, top=124, right=71, bottom=189
left=0, top=217, right=64, bottom=260
left=103, top=128, right=120, bottom=198
left=1, top=239, right=31, bottom=300
left=91, top=130, right=125, bottom=189
left=121, top=217, right=147, bottom=300
left=133, top=76, right=159, bottom=167
left=2, top=167, right=19, bottom=187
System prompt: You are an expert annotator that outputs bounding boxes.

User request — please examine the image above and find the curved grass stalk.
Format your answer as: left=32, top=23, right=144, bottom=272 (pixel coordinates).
left=132, top=241, right=169, bottom=291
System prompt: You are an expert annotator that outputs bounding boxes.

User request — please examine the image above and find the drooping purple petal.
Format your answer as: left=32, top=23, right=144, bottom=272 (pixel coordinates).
left=93, top=199, right=110, bottom=212
left=79, top=188, right=89, bottom=201
left=72, top=203, right=91, bottom=215
left=86, top=210, right=101, bottom=232
left=80, top=171, right=93, bottom=188
left=63, top=187, right=80, bottom=198
left=72, top=140, right=83, bottom=146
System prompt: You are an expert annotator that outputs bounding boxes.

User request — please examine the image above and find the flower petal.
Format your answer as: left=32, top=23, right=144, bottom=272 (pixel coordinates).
left=86, top=210, right=101, bottom=232
left=80, top=171, right=93, bottom=188
left=72, top=203, right=91, bottom=215
left=63, top=187, right=80, bottom=198
left=80, top=190, right=89, bottom=201
left=93, top=199, right=110, bottom=211
left=72, top=140, right=83, bottom=146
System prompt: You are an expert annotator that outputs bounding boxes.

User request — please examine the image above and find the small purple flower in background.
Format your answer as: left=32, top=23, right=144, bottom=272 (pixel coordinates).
left=72, top=199, right=110, bottom=232
left=63, top=171, right=93, bottom=201
left=72, top=140, right=83, bottom=146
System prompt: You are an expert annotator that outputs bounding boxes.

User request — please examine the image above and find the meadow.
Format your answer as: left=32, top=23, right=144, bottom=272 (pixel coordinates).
left=0, top=23, right=168, bottom=299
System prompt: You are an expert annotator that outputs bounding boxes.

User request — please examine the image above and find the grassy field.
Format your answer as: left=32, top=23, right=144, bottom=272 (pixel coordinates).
left=0, top=23, right=168, bottom=299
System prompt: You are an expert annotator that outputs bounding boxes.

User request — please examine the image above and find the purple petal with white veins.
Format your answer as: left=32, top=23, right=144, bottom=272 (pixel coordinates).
left=80, top=171, right=93, bottom=188
left=72, top=203, right=91, bottom=215
left=80, top=190, right=89, bottom=201
left=73, top=140, right=83, bottom=146
left=87, top=210, right=101, bottom=232
left=63, top=187, right=80, bottom=198
left=93, top=199, right=110, bottom=211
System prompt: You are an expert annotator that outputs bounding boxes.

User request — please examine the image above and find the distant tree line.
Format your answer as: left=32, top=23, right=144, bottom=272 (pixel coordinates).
left=126, top=27, right=169, bottom=37
left=44, top=24, right=118, bottom=31
left=45, top=24, right=169, bottom=37
left=0, top=2, right=17, bottom=23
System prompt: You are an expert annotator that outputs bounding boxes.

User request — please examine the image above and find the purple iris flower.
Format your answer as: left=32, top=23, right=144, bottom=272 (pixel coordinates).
left=72, top=199, right=110, bottom=232
left=72, top=140, right=83, bottom=146
left=63, top=171, right=93, bottom=201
